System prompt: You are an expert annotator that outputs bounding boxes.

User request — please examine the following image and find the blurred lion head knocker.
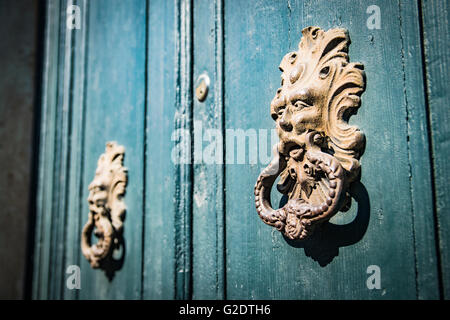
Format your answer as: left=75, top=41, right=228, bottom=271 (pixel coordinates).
left=255, top=27, right=366, bottom=240
left=81, top=142, right=127, bottom=271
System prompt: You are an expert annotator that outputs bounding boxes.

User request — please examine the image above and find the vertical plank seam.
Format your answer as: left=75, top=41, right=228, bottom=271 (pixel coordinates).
left=48, top=0, right=66, bottom=299
left=174, top=0, right=194, bottom=299
left=58, top=0, right=81, bottom=298
left=74, top=0, right=89, bottom=300
left=187, top=0, right=194, bottom=300
left=61, top=0, right=91, bottom=299
left=417, top=0, right=445, bottom=300
left=76, top=0, right=89, bottom=299
left=32, top=0, right=54, bottom=300
left=215, top=0, right=226, bottom=300
left=173, top=0, right=180, bottom=299
left=59, top=0, right=76, bottom=298
left=42, top=0, right=59, bottom=299
left=141, top=0, right=150, bottom=300
left=397, top=0, right=420, bottom=300
left=53, top=0, right=69, bottom=298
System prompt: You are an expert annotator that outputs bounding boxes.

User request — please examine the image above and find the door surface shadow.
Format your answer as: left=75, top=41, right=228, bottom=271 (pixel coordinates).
left=282, top=181, right=370, bottom=266
left=101, top=234, right=126, bottom=281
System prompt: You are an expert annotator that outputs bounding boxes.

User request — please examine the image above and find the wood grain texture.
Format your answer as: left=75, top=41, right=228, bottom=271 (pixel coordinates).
left=421, top=0, right=450, bottom=299
left=31, top=0, right=445, bottom=300
left=143, top=0, right=178, bottom=299
left=398, top=0, right=440, bottom=299
left=78, top=0, right=146, bottom=299
left=144, top=0, right=194, bottom=300
left=224, top=0, right=437, bottom=299
left=192, top=0, right=225, bottom=299
left=173, top=0, right=194, bottom=300
left=63, top=0, right=88, bottom=301
left=32, top=0, right=61, bottom=300
left=48, top=0, right=74, bottom=298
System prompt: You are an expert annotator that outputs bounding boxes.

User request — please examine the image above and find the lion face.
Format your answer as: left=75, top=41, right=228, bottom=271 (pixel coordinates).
left=255, top=27, right=366, bottom=241
left=82, top=142, right=128, bottom=269
left=87, top=180, right=108, bottom=216
left=270, top=27, right=365, bottom=179
left=271, top=49, right=334, bottom=136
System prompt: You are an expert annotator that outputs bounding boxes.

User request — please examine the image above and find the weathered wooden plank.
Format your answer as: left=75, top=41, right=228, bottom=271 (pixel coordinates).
left=172, top=0, right=194, bottom=300
left=142, top=0, right=178, bottom=300
left=421, top=0, right=450, bottom=299
left=399, top=0, right=440, bottom=299
left=32, top=0, right=61, bottom=300
left=192, top=0, right=225, bottom=299
left=224, top=0, right=427, bottom=299
left=78, top=0, right=146, bottom=299
left=63, top=0, right=88, bottom=300
left=224, top=0, right=293, bottom=300
left=31, top=0, right=443, bottom=301
left=48, top=0, right=75, bottom=299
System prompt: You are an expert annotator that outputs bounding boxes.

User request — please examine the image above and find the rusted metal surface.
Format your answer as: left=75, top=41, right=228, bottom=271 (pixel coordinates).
left=81, top=142, right=128, bottom=276
left=255, top=27, right=366, bottom=240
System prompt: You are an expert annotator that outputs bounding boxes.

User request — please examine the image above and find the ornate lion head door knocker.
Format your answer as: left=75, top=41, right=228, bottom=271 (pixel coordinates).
left=254, top=27, right=366, bottom=240
left=81, top=142, right=128, bottom=271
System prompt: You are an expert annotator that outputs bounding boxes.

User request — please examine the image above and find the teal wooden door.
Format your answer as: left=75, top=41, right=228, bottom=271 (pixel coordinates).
left=222, top=0, right=437, bottom=300
left=32, top=0, right=448, bottom=300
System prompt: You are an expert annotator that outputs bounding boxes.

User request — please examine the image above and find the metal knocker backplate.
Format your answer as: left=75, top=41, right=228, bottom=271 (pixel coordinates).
left=254, top=26, right=366, bottom=240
